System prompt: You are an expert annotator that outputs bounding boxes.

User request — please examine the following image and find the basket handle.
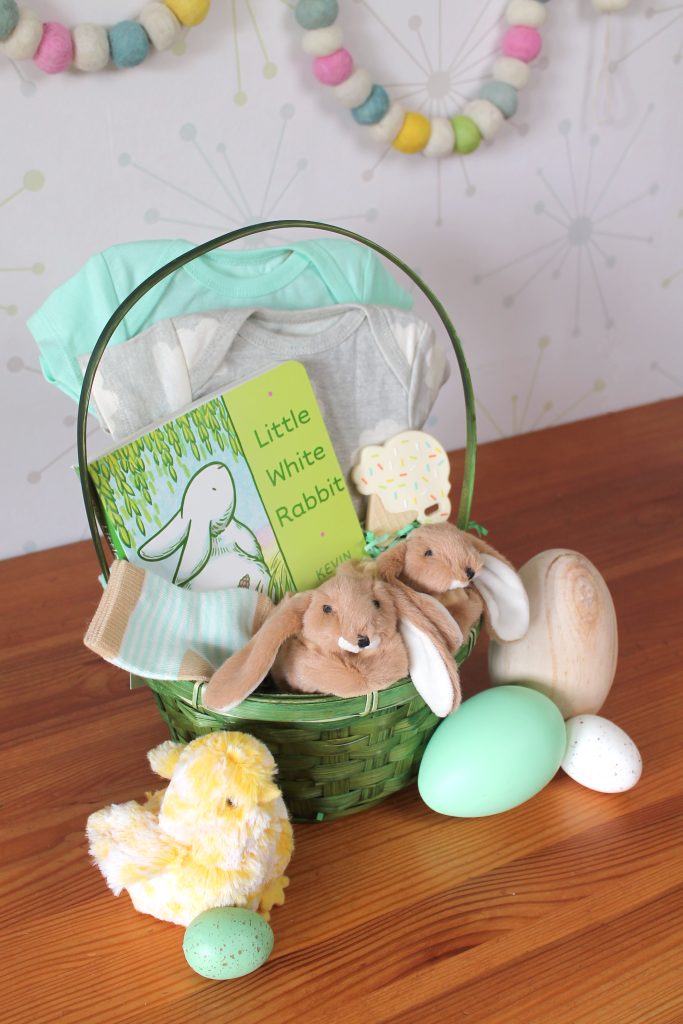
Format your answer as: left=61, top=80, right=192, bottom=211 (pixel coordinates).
left=77, top=220, right=477, bottom=580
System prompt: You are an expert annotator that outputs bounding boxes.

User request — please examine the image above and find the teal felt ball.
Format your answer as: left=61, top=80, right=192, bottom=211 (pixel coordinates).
left=0, top=0, right=19, bottom=41
left=295, top=0, right=339, bottom=31
left=107, top=20, right=150, bottom=68
left=479, top=80, right=518, bottom=119
left=418, top=685, right=567, bottom=817
left=352, top=84, right=389, bottom=125
left=183, top=907, right=274, bottom=980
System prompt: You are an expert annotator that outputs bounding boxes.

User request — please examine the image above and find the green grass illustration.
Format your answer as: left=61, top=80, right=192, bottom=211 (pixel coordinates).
left=89, top=398, right=292, bottom=592
left=267, top=549, right=296, bottom=602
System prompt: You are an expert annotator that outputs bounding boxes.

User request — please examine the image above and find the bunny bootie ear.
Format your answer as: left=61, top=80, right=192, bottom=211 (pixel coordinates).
left=203, top=592, right=311, bottom=711
left=399, top=618, right=460, bottom=718
left=392, top=588, right=462, bottom=718
left=374, top=542, right=407, bottom=580
left=468, top=538, right=530, bottom=642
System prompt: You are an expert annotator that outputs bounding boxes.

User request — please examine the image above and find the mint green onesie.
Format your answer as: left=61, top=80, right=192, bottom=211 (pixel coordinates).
left=28, top=238, right=412, bottom=404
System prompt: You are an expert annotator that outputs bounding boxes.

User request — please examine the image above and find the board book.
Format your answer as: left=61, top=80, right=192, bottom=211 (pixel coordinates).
left=87, top=361, right=366, bottom=599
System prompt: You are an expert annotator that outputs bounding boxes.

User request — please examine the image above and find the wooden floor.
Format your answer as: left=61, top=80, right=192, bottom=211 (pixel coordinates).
left=1, top=398, right=682, bottom=1024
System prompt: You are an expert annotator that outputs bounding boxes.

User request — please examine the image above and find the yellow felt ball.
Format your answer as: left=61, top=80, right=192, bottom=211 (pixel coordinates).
left=392, top=112, right=431, bottom=154
left=164, top=0, right=210, bottom=27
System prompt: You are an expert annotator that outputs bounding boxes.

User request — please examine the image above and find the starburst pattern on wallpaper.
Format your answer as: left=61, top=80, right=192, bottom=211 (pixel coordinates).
left=472, top=110, right=658, bottom=336
left=3, top=343, right=102, bottom=550
left=354, top=0, right=545, bottom=223
left=4, top=347, right=102, bottom=492
left=24, top=419, right=99, bottom=486
left=5, top=55, right=38, bottom=97
left=1, top=170, right=45, bottom=315
left=1, top=167, right=100, bottom=535
left=229, top=0, right=281, bottom=104
left=119, top=105, right=378, bottom=235
left=609, top=2, right=683, bottom=72
left=9, top=406, right=101, bottom=554
left=474, top=335, right=608, bottom=439
left=660, top=207, right=683, bottom=288
left=650, top=360, right=683, bottom=392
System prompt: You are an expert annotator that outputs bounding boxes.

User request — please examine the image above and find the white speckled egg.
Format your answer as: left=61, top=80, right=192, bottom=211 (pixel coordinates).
left=561, top=714, right=642, bottom=793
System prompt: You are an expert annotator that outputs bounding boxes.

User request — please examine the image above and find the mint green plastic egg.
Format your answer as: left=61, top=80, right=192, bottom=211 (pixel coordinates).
left=183, top=907, right=274, bottom=980
left=418, top=685, right=567, bottom=816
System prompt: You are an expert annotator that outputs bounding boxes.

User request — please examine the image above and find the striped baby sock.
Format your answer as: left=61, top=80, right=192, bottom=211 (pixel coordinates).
left=84, top=560, right=272, bottom=681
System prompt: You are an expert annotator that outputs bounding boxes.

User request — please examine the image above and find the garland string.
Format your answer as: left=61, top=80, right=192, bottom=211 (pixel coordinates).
left=0, top=0, right=210, bottom=72
left=293, top=0, right=554, bottom=156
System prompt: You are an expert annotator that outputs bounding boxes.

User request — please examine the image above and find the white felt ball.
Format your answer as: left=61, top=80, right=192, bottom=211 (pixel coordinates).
left=331, top=67, right=373, bottom=108
left=0, top=8, right=42, bottom=59
left=368, top=101, right=406, bottom=144
left=463, top=99, right=504, bottom=140
left=72, top=23, right=110, bottom=72
left=493, top=56, right=531, bottom=89
left=593, top=0, right=631, bottom=9
left=301, top=24, right=343, bottom=56
left=422, top=116, right=454, bottom=158
left=139, top=2, right=182, bottom=50
left=505, top=0, right=547, bottom=28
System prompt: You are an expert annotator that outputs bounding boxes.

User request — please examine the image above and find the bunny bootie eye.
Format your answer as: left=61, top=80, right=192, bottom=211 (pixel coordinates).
left=322, top=604, right=333, bottom=614
left=424, top=549, right=433, bottom=557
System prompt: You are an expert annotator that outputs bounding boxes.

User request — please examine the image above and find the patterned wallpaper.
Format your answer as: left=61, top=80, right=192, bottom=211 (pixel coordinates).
left=2, top=0, right=681, bottom=558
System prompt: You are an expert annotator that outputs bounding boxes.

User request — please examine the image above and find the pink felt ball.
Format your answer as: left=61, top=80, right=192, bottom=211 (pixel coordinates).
left=34, top=21, right=74, bottom=73
left=501, top=25, right=542, bottom=63
left=313, top=47, right=353, bottom=85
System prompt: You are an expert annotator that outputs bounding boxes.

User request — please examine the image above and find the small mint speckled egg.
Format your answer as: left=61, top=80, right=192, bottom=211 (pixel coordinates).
left=183, top=907, right=274, bottom=980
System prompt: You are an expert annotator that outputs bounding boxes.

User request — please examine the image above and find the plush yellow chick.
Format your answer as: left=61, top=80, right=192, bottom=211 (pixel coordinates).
left=86, top=731, right=293, bottom=927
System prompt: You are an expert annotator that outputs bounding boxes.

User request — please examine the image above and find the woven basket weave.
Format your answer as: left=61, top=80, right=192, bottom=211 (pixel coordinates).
left=77, top=221, right=479, bottom=823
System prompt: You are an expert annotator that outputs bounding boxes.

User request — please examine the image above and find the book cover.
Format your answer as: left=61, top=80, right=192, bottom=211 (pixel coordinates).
left=87, top=361, right=366, bottom=599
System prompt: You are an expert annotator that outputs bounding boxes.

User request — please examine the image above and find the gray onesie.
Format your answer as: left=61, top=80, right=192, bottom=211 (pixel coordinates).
left=88, top=305, right=451, bottom=505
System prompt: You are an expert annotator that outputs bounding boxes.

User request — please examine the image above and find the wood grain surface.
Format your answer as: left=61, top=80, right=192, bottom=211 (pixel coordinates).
left=1, top=398, right=682, bottom=1024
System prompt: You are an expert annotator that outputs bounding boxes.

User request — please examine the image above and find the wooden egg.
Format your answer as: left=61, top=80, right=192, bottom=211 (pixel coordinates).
left=488, top=549, right=618, bottom=719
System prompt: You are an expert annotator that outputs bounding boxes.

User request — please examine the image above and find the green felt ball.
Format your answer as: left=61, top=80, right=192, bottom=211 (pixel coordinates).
left=451, top=115, right=481, bottom=154
left=479, top=80, right=519, bottom=119
left=107, top=20, right=150, bottom=68
left=295, top=0, right=339, bottom=31
left=0, top=0, right=19, bottom=41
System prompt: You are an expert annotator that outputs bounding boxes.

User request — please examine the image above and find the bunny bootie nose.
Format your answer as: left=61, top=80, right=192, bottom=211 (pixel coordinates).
left=338, top=635, right=381, bottom=654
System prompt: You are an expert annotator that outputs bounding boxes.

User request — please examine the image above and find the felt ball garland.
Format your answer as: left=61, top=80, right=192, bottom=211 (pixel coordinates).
left=293, top=0, right=555, bottom=156
left=0, top=0, right=210, bottom=72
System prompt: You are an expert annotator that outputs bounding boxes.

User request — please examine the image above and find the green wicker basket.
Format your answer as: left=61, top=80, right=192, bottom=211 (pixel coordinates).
left=77, top=220, right=478, bottom=823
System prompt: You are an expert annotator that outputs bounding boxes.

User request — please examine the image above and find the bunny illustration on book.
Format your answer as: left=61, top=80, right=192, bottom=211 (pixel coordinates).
left=204, top=562, right=464, bottom=718
left=138, top=462, right=271, bottom=592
